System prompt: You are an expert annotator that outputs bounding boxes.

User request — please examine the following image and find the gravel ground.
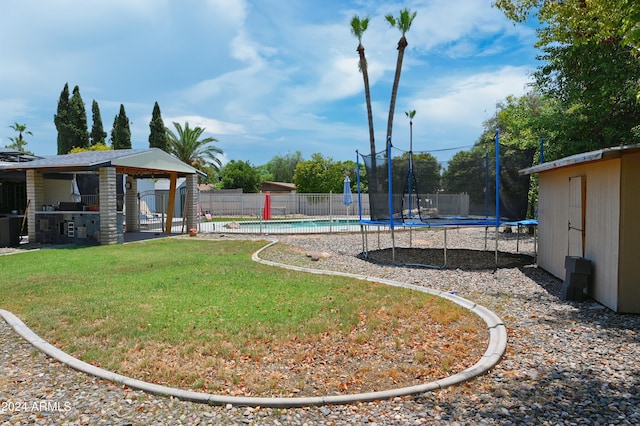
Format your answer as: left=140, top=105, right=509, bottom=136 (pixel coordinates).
left=2, top=227, right=640, bottom=425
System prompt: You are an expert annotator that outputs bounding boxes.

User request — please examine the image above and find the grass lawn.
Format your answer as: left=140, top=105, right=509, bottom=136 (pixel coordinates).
left=0, top=238, right=486, bottom=397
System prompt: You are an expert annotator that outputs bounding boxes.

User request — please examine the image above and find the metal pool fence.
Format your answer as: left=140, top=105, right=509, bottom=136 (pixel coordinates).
left=199, top=192, right=363, bottom=218
left=198, top=192, right=469, bottom=235
left=137, top=191, right=470, bottom=234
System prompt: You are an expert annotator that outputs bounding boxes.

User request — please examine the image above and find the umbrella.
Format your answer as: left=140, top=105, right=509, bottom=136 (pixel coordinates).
left=343, top=176, right=353, bottom=219
left=71, top=174, right=81, bottom=203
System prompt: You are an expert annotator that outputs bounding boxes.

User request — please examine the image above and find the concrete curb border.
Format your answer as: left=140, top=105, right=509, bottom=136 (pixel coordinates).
left=0, top=240, right=507, bottom=408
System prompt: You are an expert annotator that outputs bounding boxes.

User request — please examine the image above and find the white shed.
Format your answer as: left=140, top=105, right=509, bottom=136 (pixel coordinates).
left=521, top=144, right=640, bottom=313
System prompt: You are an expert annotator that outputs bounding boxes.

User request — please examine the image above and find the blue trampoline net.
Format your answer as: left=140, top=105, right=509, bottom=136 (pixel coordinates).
left=358, top=142, right=535, bottom=225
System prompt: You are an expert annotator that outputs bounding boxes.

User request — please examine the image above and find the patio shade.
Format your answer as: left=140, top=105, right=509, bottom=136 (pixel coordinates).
left=343, top=176, right=353, bottom=206
left=263, top=191, right=272, bottom=220
left=71, top=174, right=81, bottom=202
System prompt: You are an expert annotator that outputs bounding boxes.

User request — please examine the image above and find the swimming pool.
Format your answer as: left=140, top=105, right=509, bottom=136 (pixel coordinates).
left=199, top=218, right=370, bottom=234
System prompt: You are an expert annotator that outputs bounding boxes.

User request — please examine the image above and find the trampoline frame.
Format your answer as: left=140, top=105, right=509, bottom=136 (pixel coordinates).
left=356, top=130, right=538, bottom=268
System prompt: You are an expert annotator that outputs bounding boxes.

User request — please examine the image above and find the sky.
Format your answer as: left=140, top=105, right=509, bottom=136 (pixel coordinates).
left=0, top=0, right=540, bottom=167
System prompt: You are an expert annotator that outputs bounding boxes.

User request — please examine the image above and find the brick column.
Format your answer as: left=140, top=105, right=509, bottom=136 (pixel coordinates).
left=26, top=170, right=44, bottom=243
left=125, top=176, right=139, bottom=232
left=185, top=174, right=199, bottom=232
left=99, top=167, right=119, bottom=245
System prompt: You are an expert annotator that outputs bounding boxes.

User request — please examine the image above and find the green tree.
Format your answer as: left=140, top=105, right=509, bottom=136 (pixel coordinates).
left=111, top=104, right=132, bottom=150
left=494, top=0, right=640, bottom=49
left=442, top=149, right=484, bottom=193
left=219, top=160, right=261, bottom=193
left=494, top=93, right=549, bottom=151
left=495, top=0, right=640, bottom=104
left=54, top=83, right=73, bottom=154
left=486, top=97, right=540, bottom=219
left=441, top=93, right=545, bottom=219
left=293, top=153, right=350, bottom=193
left=148, top=101, right=168, bottom=151
left=444, top=146, right=495, bottom=217
left=350, top=15, right=376, bottom=158
left=392, top=152, right=441, bottom=195
left=200, top=165, right=221, bottom=185
left=534, top=41, right=640, bottom=156
left=6, top=123, right=32, bottom=152
left=90, top=100, right=107, bottom=146
left=69, top=143, right=111, bottom=153
left=265, top=151, right=303, bottom=182
left=69, top=85, right=89, bottom=151
left=166, top=122, right=223, bottom=173
left=385, top=8, right=417, bottom=145
left=255, top=164, right=274, bottom=183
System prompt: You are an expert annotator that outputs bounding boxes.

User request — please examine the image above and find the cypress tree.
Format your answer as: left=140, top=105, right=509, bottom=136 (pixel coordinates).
left=90, top=100, right=107, bottom=146
left=148, top=101, right=168, bottom=151
left=69, top=85, right=89, bottom=150
left=111, top=104, right=132, bottom=150
left=54, top=83, right=73, bottom=154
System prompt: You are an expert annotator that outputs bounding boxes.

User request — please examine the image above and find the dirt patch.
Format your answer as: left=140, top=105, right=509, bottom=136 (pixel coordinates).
left=113, top=303, right=486, bottom=398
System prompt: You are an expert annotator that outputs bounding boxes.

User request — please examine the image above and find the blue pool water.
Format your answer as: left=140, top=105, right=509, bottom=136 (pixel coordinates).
left=238, top=218, right=361, bottom=230
left=198, top=218, right=367, bottom=234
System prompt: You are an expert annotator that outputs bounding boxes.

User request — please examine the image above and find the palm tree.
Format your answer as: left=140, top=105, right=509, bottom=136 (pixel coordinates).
left=166, top=122, right=223, bottom=174
left=350, top=15, right=376, bottom=158
left=385, top=8, right=417, bottom=147
left=7, top=123, right=32, bottom=152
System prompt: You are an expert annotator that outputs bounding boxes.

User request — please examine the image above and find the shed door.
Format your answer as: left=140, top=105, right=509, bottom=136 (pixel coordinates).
left=568, top=175, right=586, bottom=257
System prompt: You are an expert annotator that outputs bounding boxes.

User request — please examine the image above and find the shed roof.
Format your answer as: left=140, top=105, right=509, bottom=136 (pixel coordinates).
left=0, top=148, right=206, bottom=178
left=520, top=144, right=640, bottom=175
left=260, top=181, right=296, bottom=192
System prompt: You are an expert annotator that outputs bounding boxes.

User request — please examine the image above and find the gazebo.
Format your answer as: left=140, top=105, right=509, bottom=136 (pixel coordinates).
left=2, top=149, right=204, bottom=245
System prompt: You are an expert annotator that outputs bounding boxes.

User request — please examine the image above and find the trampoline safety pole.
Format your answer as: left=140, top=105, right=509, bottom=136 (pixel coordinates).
left=495, top=129, right=500, bottom=267
left=329, top=191, right=333, bottom=233
left=356, top=150, right=367, bottom=257
left=387, top=137, right=395, bottom=262
left=485, top=151, right=489, bottom=219
left=444, top=228, right=448, bottom=268
left=495, top=225, right=499, bottom=267
left=484, top=226, right=488, bottom=251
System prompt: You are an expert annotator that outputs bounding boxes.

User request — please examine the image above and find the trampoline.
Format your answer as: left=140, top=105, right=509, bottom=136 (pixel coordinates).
left=356, top=130, right=538, bottom=268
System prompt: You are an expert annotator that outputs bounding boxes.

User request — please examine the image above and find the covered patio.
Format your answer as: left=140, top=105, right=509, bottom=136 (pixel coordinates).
left=2, top=149, right=204, bottom=245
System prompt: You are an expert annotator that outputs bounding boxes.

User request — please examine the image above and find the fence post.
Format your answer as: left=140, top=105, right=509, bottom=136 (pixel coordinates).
left=329, top=192, right=333, bottom=233
left=161, top=192, right=165, bottom=231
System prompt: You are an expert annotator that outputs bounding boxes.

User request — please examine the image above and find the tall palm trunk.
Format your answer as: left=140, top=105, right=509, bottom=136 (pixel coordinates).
left=358, top=43, right=378, bottom=189
left=357, top=43, right=376, bottom=158
left=386, top=36, right=409, bottom=146
left=351, top=15, right=378, bottom=188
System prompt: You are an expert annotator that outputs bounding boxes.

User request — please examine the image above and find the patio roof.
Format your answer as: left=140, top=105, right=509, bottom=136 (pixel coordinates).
left=0, top=148, right=206, bottom=178
left=0, top=148, right=41, bottom=163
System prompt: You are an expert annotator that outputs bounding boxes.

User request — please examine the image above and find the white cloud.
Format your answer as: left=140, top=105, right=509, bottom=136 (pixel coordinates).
left=0, top=0, right=541, bottom=163
left=406, top=0, right=528, bottom=54
left=166, top=115, right=245, bottom=136
left=415, top=66, right=532, bottom=125
left=206, top=0, right=247, bottom=25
